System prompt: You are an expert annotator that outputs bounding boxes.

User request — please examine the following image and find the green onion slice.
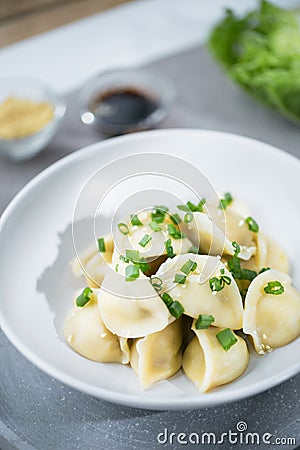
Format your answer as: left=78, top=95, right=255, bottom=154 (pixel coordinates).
left=139, top=234, right=151, bottom=248
left=150, top=277, right=163, bottom=291
left=216, top=328, right=237, bottom=351
left=167, top=223, right=186, bottom=240
left=219, top=192, right=233, bottom=210
left=180, top=259, right=197, bottom=275
left=161, top=292, right=173, bottom=308
left=118, top=222, right=129, bottom=235
left=76, top=287, right=93, bottom=307
left=165, top=238, right=175, bottom=258
left=151, top=205, right=168, bottom=223
left=125, top=249, right=140, bottom=263
left=174, top=273, right=187, bottom=284
left=184, top=212, right=193, bottom=223
left=195, top=314, right=215, bottom=330
left=97, top=237, right=106, bottom=252
left=149, top=221, right=161, bottom=232
left=125, top=264, right=140, bottom=282
left=245, top=216, right=259, bottom=233
left=169, top=301, right=184, bottom=319
left=170, top=213, right=182, bottom=225
left=130, top=214, right=143, bottom=226
left=264, top=280, right=285, bottom=295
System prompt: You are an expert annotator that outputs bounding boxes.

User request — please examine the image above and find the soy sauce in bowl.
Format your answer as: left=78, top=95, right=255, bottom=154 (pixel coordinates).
left=79, top=69, right=175, bottom=136
left=90, top=87, right=158, bottom=134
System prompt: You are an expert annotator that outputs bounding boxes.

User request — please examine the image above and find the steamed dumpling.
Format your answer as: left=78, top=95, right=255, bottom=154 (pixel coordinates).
left=240, top=232, right=268, bottom=273
left=97, top=264, right=172, bottom=338
left=224, top=209, right=256, bottom=250
left=181, top=212, right=254, bottom=260
left=156, top=254, right=243, bottom=329
left=266, top=236, right=289, bottom=273
left=227, top=197, right=250, bottom=218
left=130, top=320, right=182, bottom=389
left=243, top=269, right=300, bottom=354
left=64, top=290, right=129, bottom=363
left=182, top=324, right=249, bottom=392
left=112, top=210, right=193, bottom=272
left=71, top=235, right=114, bottom=287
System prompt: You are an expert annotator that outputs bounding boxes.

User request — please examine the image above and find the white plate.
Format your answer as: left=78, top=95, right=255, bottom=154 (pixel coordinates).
left=0, top=129, right=299, bottom=410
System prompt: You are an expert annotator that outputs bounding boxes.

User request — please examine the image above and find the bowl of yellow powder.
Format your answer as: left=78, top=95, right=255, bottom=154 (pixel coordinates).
left=0, top=78, right=66, bottom=160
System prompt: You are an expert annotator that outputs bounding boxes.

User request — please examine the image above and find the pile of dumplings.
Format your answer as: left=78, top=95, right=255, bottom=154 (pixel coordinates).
left=64, top=194, right=300, bottom=392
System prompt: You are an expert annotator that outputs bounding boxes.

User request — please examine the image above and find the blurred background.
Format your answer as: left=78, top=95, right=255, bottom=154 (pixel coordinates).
left=0, top=0, right=130, bottom=46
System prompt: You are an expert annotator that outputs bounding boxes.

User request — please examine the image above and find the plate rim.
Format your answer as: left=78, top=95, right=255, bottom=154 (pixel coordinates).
left=1, top=128, right=300, bottom=410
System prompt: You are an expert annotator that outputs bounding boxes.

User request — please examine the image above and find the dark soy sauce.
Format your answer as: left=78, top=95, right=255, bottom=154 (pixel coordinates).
left=89, top=87, right=158, bottom=134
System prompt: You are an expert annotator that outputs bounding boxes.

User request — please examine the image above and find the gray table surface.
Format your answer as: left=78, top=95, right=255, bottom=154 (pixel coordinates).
left=0, top=45, right=299, bottom=450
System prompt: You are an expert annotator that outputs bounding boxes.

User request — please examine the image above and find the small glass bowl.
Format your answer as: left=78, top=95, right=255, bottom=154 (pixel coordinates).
left=77, top=68, right=175, bottom=135
left=0, top=77, right=66, bottom=161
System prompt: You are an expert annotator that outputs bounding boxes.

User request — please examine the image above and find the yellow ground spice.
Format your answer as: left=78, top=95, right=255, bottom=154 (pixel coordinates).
left=0, top=97, right=54, bottom=139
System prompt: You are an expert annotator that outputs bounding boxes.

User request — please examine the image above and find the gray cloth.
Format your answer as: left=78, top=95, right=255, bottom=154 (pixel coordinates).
left=0, top=45, right=299, bottom=450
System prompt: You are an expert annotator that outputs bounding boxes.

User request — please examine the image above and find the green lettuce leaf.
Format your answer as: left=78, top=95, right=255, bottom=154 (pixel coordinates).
left=208, top=0, right=300, bottom=123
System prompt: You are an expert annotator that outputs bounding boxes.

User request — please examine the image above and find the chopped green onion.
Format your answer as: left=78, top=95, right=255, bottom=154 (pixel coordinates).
left=161, top=293, right=184, bottom=318
left=125, top=249, right=140, bottom=263
left=219, top=192, right=233, bottom=210
left=169, top=301, right=184, bottom=318
left=137, top=256, right=150, bottom=274
left=264, top=280, right=285, bottom=295
left=165, top=239, right=175, bottom=258
left=161, top=292, right=173, bottom=308
left=119, top=254, right=129, bottom=263
left=178, top=199, right=206, bottom=213
left=216, top=328, right=237, bottom=351
left=180, top=259, right=197, bottom=275
left=118, top=222, right=129, bottom=235
left=150, top=277, right=163, bottom=291
left=189, top=245, right=200, bottom=254
left=195, top=314, right=215, bottom=330
left=187, top=200, right=205, bottom=212
left=130, top=214, right=143, bottom=226
left=115, top=264, right=119, bottom=272
left=170, top=213, right=182, bottom=225
left=174, top=273, right=187, bottom=284
left=97, top=237, right=106, bottom=253
left=228, top=241, right=257, bottom=281
left=177, top=204, right=190, bottom=212
left=149, top=221, right=161, bottom=232
left=167, top=223, right=186, bottom=240
left=125, top=264, right=140, bottom=282
left=245, top=216, right=259, bottom=233
left=76, top=287, right=93, bottom=307
left=209, top=277, right=223, bottom=292
left=184, top=212, right=193, bottom=223
left=139, top=234, right=151, bottom=248
left=151, top=205, right=168, bottom=223
left=209, top=269, right=232, bottom=292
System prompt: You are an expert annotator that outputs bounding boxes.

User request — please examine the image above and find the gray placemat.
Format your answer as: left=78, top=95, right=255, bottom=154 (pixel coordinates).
left=1, top=45, right=300, bottom=450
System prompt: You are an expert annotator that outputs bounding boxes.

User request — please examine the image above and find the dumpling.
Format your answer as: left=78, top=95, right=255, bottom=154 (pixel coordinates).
left=182, top=324, right=249, bottom=392
left=130, top=320, right=182, bottom=389
left=64, top=289, right=129, bottom=363
left=156, top=254, right=243, bottom=329
left=243, top=269, right=300, bottom=354
left=97, top=263, right=172, bottom=338
left=265, top=236, right=289, bottom=273
left=112, top=210, right=193, bottom=273
left=224, top=209, right=256, bottom=250
left=71, top=235, right=114, bottom=287
left=181, top=212, right=254, bottom=260
left=227, top=197, right=250, bottom=218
